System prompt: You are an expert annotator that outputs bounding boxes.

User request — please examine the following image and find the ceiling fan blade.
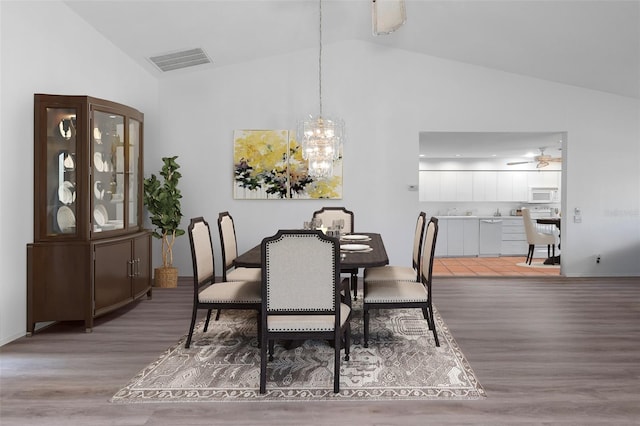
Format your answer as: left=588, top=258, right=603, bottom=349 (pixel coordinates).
left=507, top=161, right=532, bottom=165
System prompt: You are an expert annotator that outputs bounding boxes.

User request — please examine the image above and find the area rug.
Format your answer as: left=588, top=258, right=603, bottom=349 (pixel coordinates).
left=516, top=261, right=560, bottom=269
left=111, top=300, right=485, bottom=402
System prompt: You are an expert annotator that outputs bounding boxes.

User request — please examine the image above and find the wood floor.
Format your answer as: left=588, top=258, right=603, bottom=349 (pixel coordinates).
left=1, top=276, right=639, bottom=425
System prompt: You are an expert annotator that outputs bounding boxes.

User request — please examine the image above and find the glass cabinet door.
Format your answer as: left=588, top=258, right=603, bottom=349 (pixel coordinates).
left=128, top=119, right=141, bottom=228
left=46, top=107, right=78, bottom=236
left=92, top=110, right=125, bottom=233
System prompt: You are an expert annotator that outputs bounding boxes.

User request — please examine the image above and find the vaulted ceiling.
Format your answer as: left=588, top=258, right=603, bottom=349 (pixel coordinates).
left=65, top=0, right=639, bottom=99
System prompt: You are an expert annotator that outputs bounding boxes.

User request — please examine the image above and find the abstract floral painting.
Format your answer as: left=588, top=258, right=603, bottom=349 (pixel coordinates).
left=233, top=130, right=342, bottom=199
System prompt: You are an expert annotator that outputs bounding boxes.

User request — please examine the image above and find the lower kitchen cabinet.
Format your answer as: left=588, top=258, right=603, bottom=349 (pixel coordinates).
left=27, top=231, right=152, bottom=334
left=500, top=218, right=528, bottom=255
left=436, top=218, right=479, bottom=256
left=434, top=219, right=448, bottom=256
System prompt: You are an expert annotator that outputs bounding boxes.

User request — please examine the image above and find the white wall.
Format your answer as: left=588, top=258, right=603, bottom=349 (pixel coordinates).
left=2, top=3, right=639, bottom=346
left=0, top=1, right=159, bottom=345
left=154, top=40, right=640, bottom=281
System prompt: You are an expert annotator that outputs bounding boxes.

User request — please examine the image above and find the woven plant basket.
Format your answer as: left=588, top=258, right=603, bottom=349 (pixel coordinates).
left=154, top=267, right=178, bottom=288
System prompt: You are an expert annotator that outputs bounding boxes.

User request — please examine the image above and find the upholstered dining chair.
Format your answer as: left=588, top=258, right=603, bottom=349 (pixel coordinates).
left=185, top=217, right=261, bottom=349
left=312, top=206, right=354, bottom=234
left=218, top=211, right=262, bottom=282
left=364, top=212, right=427, bottom=283
left=363, top=216, right=440, bottom=348
left=312, top=207, right=360, bottom=299
left=521, top=207, right=556, bottom=265
left=259, top=230, right=351, bottom=394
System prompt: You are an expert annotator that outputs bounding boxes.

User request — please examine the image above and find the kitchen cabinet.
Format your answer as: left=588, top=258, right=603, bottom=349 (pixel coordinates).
left=420, top=171, right=472, bottom=201
left=528, top=171, right=560, bottom=188
left=472, top=171, right=497, bottom=201
left=27, top=94, right=151, bottom=335
left=434, top=218, right=448, bottom=256
left=420, top=170, right=560, bottom=202
left=500, top=217, right=527, bottom=255
left=436, top=218, right=479, bottom=256
left=496, top=171, right=528, bottom=201
left=419, top=171, right=441, bottom=201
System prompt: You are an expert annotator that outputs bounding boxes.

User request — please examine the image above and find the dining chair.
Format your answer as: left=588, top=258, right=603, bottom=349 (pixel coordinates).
left=363, top=216, right=440, bottom=348
left=312, top=207, right=360, bottom=299
left=259, top=230, right=351, bottom=394
left=521, top=207, right=556, bottom=265
left=363, top=212, right=426, bottom=283
left=185, top=216, right=261, bottom=349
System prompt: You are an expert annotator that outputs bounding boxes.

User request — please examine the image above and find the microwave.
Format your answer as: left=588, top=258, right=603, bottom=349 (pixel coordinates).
left=529, top=187, right=559, bottom=203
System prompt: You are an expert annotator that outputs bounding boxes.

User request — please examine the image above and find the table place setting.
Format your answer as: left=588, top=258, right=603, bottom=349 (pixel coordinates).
left=340, top=234, right=371, bottom=242
left=340, top=243, right=372, bottom=252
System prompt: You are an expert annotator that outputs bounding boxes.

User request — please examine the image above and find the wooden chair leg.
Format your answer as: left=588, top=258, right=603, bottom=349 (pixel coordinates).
left=363, top=308, right=370, bottom=348
left=342, top=321, right=351, bottom=362
left=185, top=307, right=198, bottom=349
left=203, top=309, right=212, bottom=332
left=527, top=245, right=535, bottom=264
left=351, top=272, right=358, bottom=300
left=333, top=335, right=340, bottom=393
left=259, top=335, right=267, bottom=394
left=428, top=302, right=440, bottom=347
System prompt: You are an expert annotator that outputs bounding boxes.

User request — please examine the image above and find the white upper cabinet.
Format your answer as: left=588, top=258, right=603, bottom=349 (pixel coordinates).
left=420, top=170, right=560, bottom=202
left=472, top=171, right=497, bottom=201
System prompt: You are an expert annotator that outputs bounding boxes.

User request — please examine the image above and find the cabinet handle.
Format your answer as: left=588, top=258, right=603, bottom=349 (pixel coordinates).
left=135, top=258, right=140, bottom=277
left=128, top=260, right=135, bottom=278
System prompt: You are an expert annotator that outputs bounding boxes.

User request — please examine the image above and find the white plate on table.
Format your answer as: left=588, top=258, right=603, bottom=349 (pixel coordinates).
left=341, top=244, right=371, bottom=252
left=341, top=234, right=370, bottom=241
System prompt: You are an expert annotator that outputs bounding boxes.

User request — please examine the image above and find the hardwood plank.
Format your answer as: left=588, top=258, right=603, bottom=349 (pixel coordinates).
left=1, top=276, right=639, bottom=425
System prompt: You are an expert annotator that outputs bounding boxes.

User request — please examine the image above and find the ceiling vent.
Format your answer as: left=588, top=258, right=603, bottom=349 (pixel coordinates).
left=148, top=48, right=212, bottom=72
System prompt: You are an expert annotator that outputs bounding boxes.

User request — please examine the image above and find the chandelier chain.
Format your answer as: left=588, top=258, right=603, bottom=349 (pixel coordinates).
left=318, top=0, right=323, bottom=117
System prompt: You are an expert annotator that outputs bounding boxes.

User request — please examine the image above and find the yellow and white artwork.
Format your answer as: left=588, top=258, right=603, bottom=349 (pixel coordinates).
left=233, top=130, right=342, bottom=199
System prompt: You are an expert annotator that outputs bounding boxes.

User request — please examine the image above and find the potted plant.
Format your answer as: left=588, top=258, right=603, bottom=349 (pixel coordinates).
left=143, top=156, right=185, bottom=288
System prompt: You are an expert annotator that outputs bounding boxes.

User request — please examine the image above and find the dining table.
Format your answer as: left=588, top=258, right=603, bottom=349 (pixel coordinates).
left=233, top=232, right=389, bottom=273
left=536, top=217, right=561, bottom=265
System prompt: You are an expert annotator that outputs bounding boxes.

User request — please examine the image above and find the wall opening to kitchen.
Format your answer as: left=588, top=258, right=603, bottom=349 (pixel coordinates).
left=418, top=131, right=566, bottom=277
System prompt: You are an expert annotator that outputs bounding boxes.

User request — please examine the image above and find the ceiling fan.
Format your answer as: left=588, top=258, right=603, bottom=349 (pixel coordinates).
left=507, top=147, right=562, bottom=168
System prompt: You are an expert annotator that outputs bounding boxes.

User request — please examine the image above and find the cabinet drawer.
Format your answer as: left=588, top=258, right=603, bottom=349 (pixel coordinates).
left=501, top=241, right=527, bottom=255
left=502, top=233, right=526, bottom=241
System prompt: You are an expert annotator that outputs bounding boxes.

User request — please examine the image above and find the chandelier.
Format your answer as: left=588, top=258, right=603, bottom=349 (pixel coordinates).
left=297, top=0, right=345, bottom=179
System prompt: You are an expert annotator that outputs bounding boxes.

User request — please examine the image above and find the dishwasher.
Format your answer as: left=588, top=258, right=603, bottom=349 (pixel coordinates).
left=479, top=219, right=503, bottom=256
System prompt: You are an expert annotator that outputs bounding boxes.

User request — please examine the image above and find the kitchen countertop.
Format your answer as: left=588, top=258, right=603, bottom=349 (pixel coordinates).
left=436, top=215, right=523, bottom=219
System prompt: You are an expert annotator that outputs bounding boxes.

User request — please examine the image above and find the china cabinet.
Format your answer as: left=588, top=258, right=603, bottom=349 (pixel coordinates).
left=27, top=94, right=151, bottom=334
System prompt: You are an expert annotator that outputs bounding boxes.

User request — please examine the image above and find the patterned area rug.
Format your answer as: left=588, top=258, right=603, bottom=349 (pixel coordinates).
left=112, top=300, right=485, bottom=402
